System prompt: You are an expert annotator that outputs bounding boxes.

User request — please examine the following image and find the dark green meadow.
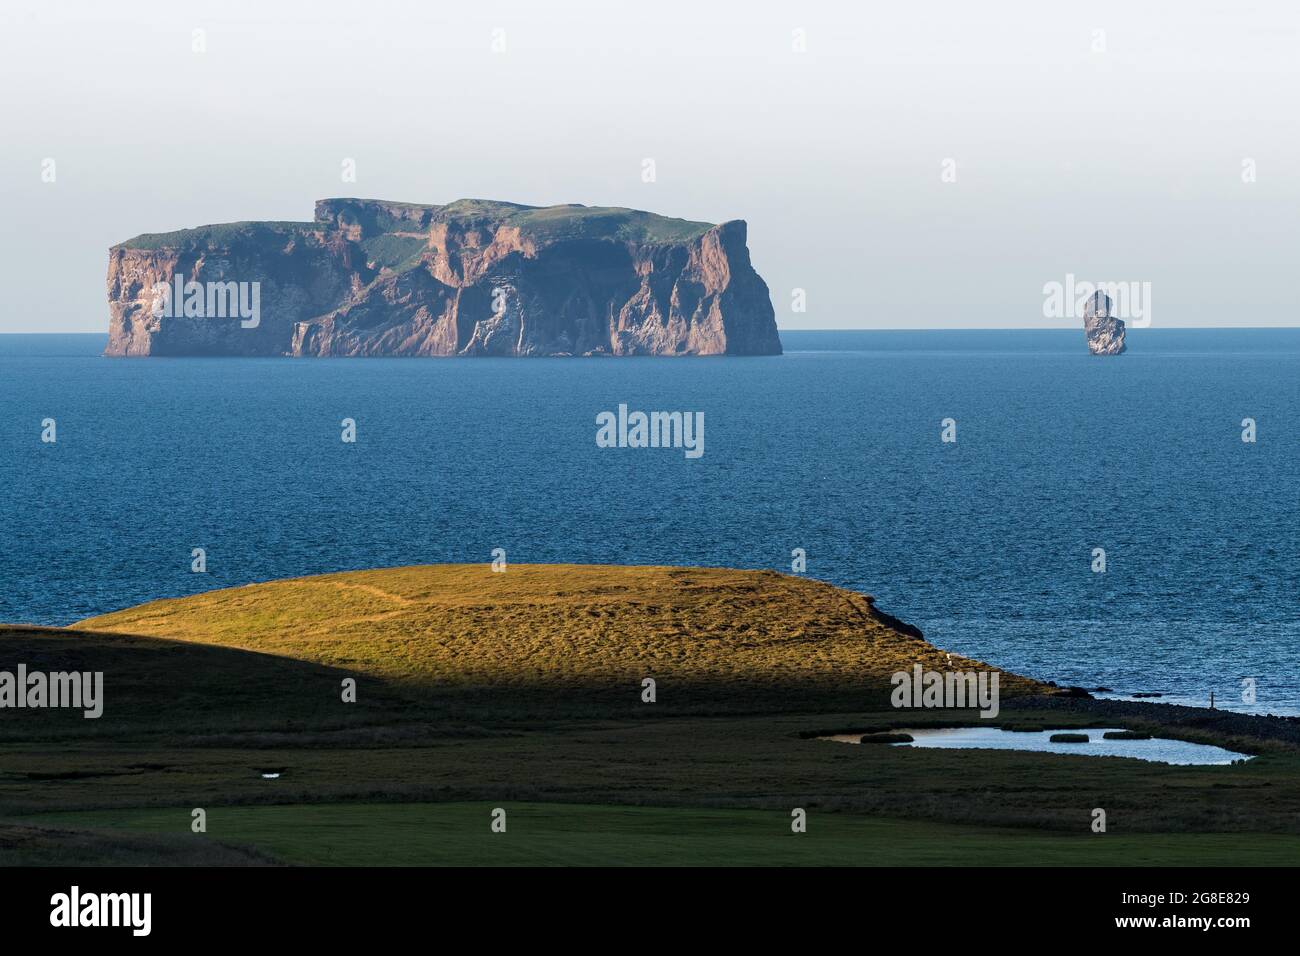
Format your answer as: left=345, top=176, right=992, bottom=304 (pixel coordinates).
left=7, top=705, right=1300, bottom=865
left=20, top=802, right=1300, bottom=867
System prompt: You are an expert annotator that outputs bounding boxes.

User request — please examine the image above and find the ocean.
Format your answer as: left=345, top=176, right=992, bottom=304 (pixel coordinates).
left=3, top=329, right=1298, bottom=714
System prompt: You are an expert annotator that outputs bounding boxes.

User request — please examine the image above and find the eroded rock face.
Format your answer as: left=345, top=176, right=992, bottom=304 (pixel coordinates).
left=1083, top=291, right=1126, bottom=355
left=105, top=199, right=782, bottom=357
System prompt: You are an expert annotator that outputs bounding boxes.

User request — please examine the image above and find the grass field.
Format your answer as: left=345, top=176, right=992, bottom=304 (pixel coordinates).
left=4, top=564, right=1299, bottom=866
left=22, top=802, right=1300, bottom=867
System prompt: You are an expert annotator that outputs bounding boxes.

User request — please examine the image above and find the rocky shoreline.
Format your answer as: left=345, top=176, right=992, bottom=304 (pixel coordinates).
left=1002, top=694, right=1300, bottom=750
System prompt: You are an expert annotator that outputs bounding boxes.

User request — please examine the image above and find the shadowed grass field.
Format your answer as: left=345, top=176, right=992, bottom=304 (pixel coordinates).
left=20, top=802, right=1300, bottom=866
left=0, top=819, right=271, bottom=866
left=0, top=626, right=406, bottom=742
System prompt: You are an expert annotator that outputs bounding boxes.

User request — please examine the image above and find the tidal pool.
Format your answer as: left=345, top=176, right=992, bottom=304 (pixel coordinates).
left=820, top=727, right=1251, bottom=765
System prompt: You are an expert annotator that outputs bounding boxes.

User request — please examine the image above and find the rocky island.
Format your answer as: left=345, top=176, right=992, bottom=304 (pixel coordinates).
left=105, top=198, right=782, bottom=357
left=1083, top=290, right=1126, bottom=355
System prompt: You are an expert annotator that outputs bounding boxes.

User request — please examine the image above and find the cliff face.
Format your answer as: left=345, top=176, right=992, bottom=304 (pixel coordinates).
left=106, top=199, right=782, bottom=357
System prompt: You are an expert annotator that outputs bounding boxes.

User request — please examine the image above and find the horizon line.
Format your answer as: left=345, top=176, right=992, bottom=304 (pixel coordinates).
left=7, top=327, right=1300, bottom=336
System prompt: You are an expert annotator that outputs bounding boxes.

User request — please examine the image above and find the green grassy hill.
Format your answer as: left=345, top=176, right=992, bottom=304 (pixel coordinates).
left=74, top=564, right=1046, bottom=715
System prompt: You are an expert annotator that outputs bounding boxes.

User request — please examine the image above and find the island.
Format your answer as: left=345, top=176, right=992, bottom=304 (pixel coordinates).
left=1083, top=290, right=1127, bottom=355
left=105, top=199, right=782, bottom=357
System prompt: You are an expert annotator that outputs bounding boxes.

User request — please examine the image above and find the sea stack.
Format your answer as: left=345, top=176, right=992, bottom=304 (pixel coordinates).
left=1083, top=290, right=1126, bottom=355
left=105, top=198, right=782, bottom=358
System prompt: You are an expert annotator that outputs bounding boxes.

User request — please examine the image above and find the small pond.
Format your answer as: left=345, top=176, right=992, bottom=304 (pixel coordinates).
left=818, top=727, right=1251, bottom=765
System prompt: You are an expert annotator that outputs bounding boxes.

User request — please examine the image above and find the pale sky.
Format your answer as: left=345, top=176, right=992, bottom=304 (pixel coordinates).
left=1, top=0, right=1297, bottom=332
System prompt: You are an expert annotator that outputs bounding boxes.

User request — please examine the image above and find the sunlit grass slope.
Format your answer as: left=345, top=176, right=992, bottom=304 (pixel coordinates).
left=75, top=564, right=1047, bottom=708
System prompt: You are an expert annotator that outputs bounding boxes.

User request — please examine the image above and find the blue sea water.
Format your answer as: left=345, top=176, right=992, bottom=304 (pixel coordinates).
left=2, top=329, right=1298, bottom=714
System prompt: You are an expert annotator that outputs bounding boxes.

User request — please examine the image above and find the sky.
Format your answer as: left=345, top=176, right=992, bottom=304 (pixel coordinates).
left=1, top=0, right=1297, bottom=332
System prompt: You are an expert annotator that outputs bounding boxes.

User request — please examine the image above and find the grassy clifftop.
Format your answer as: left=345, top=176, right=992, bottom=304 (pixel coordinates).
left=76, top=565, right=1045, bottom=705
left=329, top=197, right=717, bottom=244
left=114, top=200, right=715, bottom=251
left=111, top=220, right=325, bottom=252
